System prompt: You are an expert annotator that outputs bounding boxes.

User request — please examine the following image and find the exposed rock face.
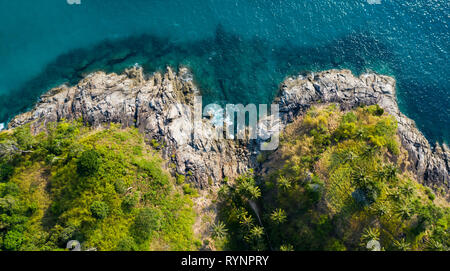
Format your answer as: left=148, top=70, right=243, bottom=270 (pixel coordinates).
left=277, top=69, right=449, bottom=192
left=8, top=67, right=449, bottom=193
left=9, top=67, right=250, bottom=188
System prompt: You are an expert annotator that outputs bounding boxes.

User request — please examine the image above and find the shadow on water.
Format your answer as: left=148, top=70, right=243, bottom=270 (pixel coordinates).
left=0, top=24, right=447, bottom=143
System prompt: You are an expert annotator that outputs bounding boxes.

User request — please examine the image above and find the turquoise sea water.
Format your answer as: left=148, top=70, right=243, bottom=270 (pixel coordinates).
left=0, top=0, right=448, bottom=143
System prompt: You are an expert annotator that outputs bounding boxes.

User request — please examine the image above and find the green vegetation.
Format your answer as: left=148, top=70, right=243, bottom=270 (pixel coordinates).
left=0, top=121, right=198, bottom=251
left=216, top=171, right=267, bottom=250
left=76, top=149, right=101, bottom=176
left=217, top=105, right=449, bottom=251
left=1, top=104, right=448, bottom=252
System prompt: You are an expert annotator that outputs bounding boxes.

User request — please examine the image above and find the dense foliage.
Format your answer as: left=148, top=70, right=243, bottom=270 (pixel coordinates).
left=217, top=105, right=449, bottom=251
left=1, top=104, right=448, bottom=251
left=0, top=122, right=198, bottom=251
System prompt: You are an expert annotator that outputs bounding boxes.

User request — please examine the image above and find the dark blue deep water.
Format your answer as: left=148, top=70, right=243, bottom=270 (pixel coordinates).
left=0, top=0, right=448, bottom=143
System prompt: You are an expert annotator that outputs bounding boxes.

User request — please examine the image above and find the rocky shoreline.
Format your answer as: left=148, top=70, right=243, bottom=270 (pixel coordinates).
left=276, top=70, right=449, bottom=194
left=8, top=67, right=449, bottom=194
left=9, top=66, right=252, bottom=188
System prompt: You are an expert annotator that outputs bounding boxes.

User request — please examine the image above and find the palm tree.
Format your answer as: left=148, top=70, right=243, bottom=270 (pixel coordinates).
left=248, top=185, right=261, bottom=200
left=361, top=227, right=380, bottom=243
left=426, top=239, right=445, bottom=251
left=395, top=204, right=412, bottom=221
left=351, top=169, right=376, bottom=195
left=239, top=214, right=254, bottom=229
left=362, top=144, right=379, bottom=158
left=237, top=179, right=261, bottom=200
left=351, top=169, right=368, bottom=186
left=277, top=176, right=291, bottom=191
left=374, top=202, right=389, bottom=217
left=393, top=238, right=411, bottom=251
left=211, top=221, right=228, bottom=239
left=374, top=170, right=387, bottom=182
left=237, top=181, right=251, bottom=196
left=388, top=189, right=402, bottom=203
left=249, top=226, right=264, bottom=240
left=400, top=183, right=415, bottom=199
left=270, top=209, right=287, bottom=224
left=342, top=151, right=357, bottom=164
left=280, top=244, right=294, bottom=251
left=383, top=164, right=398, bottom=182
left=393, top=203, right=413, bottom=234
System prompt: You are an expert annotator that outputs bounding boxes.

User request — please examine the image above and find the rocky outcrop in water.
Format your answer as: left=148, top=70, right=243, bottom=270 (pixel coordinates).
left=276, top=69, right=449, bottom=192
left=8, top=66, right=250, bottom=188
left=8, top=68, right=449, bottom=193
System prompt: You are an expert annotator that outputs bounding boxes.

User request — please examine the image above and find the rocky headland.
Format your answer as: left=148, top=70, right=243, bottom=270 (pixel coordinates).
left=276, top=70, right=449, bottom=193
left=8, top=67, right=449, bottom=194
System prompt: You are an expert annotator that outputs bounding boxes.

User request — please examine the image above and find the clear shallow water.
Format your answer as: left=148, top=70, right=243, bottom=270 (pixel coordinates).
left=0, top=0, right=448, bottom=143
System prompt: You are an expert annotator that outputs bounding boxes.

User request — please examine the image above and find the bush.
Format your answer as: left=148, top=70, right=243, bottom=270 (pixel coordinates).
left=305, top=176, right=324, bottom=204
left=58, top=226, right=78, bottom=245
left=325, top=239, right=347, bottom=251
left=1, top=182, right=20, bottom=197
left=122, top=193, right=139, bottom=211
left=3, top=230, right=24, bottom=250
left=334, top=122, right=357, bottom=140
left=366, top=104, right=384, bottom=116
left=342, top=112, right=357, bottom=123
left=114, top=179, right=127, bottom=194
left=13, top=126, right=35, bottom=151
left=76, top=150, right=101, bottom=176
left=218, top=105, right=450, bottom=251
left=150, top=139, right=160, bottom=149
left=132, top=208, right=161, bottom=243
left=425, top=187, right=436, bottom=201
left=0, top=163, right=14, bottom=181
left=182, top=183, right=198, bottom=196
left=176, top=174, right=185, bottom=185
left=90, top=201, right=109, bottom=219
left=386, top=138, right=400, bottom=155
left=116, top=237, right=138, bottom=251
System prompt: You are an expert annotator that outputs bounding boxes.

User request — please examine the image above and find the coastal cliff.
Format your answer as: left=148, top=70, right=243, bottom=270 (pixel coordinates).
left=276, top=70, right=449, bottom=194
left=8, top=67, right=449, bottom=194
left=8, top=67, right=251, bottom=189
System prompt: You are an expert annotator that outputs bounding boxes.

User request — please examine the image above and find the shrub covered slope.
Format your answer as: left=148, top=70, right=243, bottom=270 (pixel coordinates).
left=1, top=104, right=448, bottom=251
left=0, top=122, right=197, bottom=251
left=217, top=105, right=449, bottom=251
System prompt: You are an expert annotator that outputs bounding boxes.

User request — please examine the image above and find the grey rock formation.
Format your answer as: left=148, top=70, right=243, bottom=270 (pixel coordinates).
left=8, top=68, right=449, bottom=193
left=9, top=66, right=250, bottom=188
left=276, top=69, right=449, bottom=192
